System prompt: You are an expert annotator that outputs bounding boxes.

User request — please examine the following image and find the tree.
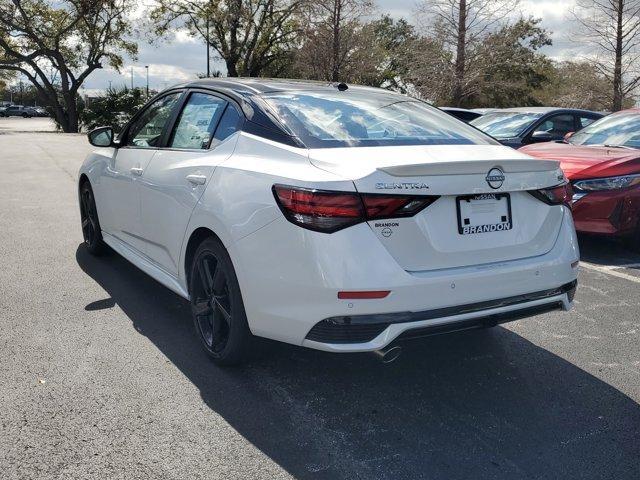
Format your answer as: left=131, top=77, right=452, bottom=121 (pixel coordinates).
left=0, top=0, right=136, bottom=132
left=416, top=0, right=519, bottom=106
left=402, top=34, right=454, bottom=104
left=473, top=18, right=552, bottom=107
left=533, top=60, right=633, bottom=110
left=572, top=0, right=640, bottom=111
left=79, top=86, right=148, bottom=132
left=358, top=16, right=419, bottom=90
left=150, top=0, right=303, bottom=77
left=294, top=0, right=374, bottom=82
left=0, top=68, right=12, bottom=94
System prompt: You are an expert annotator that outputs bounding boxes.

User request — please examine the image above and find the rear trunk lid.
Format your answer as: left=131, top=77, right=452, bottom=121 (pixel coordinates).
left=308, top=145, right=566, bottom=272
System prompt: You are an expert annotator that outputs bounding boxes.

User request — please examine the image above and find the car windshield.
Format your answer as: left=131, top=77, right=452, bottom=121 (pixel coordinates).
left=470, top=112, right=543, bottom=139
left=568, top=111, right=640, bottom=148
left=260, top=91, right=498, bottom=148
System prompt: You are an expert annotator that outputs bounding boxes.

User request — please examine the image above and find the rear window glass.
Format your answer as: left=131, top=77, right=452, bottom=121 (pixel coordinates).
left=471, top=112, right=543, bottom=139
left=569, top=112, right=640, bottom=148
left=261, top=91, right=498, bottom=148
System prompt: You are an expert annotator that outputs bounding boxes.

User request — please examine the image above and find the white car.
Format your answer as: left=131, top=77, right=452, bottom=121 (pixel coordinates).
left=79, top=78, right=579, bottom=365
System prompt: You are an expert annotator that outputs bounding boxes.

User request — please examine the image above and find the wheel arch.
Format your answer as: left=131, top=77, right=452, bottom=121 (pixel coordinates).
left=79, top=173, right=90, bottom=187
left=183, top=227, right=223, bottom=292
left=78, top=173, right=90, bottom=201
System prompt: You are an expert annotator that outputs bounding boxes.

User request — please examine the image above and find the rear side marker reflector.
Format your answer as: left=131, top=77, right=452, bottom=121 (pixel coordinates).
left=338, top=291, right=390, bottom=299
left=273, top=184, right=439, bottom=233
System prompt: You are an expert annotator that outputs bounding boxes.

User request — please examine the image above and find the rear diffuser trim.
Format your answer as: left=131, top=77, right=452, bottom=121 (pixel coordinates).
left=305, top=281, right=577, bottom=344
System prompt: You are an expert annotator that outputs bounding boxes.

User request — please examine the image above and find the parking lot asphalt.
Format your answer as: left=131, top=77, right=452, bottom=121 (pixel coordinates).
left=1, top=122, right=639, bottom=479
left=0, top=116, right=57, bottom=133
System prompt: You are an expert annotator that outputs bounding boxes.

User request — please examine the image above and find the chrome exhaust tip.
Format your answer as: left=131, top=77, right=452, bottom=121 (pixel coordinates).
left=372, top=345, right=402, bottom=364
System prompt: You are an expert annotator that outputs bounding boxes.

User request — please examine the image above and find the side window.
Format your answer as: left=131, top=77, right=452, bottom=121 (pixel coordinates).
left=170, top=93, right=226, bottom=149
left=535, top=114, right=575, bottom=138
left=213, top=104, right=242, bottom=142
left=579, top=116, right=597, bottom=129
left=127, top=93, right=181, bottom=148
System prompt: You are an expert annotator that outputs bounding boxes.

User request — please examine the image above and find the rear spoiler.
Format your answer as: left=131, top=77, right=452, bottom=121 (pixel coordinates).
left=378, top=159, right=560, bottom=177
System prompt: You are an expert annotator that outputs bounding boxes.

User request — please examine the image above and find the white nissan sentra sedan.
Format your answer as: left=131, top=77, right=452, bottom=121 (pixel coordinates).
left=79, top=78, right=579, bottom=365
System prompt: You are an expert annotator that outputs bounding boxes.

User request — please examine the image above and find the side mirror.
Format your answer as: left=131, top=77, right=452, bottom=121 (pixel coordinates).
left=88, top=126, right=115, bottom=147
left=530, top=130, right=554, bottom=142
left=564, top=131, right=575, bottom=141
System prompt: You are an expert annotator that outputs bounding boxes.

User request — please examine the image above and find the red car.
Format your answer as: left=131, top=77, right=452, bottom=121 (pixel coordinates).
left=520, top=109, right=640, bottom=248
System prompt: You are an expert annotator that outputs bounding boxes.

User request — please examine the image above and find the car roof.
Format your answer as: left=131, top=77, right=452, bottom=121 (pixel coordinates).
left=492, top=107, right=601, bottom=115
left=179, top=77, right=388, bottom=96
left=439, top=107, right=477, bottom=113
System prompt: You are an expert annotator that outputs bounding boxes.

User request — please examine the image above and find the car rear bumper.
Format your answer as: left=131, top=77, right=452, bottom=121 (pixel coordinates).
left=572, top=187, right=640, bottom=236
left=231, top=209, right=579, bottom=352
left=304, top=281, right=576, bottom=347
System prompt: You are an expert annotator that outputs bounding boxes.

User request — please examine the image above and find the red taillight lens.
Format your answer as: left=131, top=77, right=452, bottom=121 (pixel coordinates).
left=529, top=182, right=573, bottom=208
left=273, top=185, right=364, bottom=233
left=273, top=185, right=439, bottom=233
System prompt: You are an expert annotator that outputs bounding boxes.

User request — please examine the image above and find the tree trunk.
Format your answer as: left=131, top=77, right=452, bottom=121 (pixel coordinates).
left=226, top=58, right=239, bottom=77
left=65, top=95, right=79, bottom=133
left=42, top=89, right=74, bottom=133
left=331, top=0, right=342, bottom=82
left=612, top=0, right=624, bottom=111
left=452, top=0, right=467, bottom=107
left=51, top=104, right=70, bottom=132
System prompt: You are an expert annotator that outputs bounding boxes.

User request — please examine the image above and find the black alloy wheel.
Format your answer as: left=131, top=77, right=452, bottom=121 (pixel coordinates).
left=80, top=182, right=107, bottom=255
left=190, top=237, right=250, bottom=366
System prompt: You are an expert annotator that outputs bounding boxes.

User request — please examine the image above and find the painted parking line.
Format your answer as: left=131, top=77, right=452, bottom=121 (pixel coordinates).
left=581, top=262, right=640, bottom=284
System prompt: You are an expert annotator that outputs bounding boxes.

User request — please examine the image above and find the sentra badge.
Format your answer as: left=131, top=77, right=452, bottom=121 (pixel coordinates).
left=375, top=182, right=429, bottom=190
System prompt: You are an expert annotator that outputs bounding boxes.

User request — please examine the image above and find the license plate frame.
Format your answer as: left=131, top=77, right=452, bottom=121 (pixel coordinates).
left=456, top=193, right=513, bottom=235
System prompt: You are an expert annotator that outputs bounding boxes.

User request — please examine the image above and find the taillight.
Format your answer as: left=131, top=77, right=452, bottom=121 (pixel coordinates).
left=529, top=182, right=573, bottom=208
left=361, top=194, right=437, bottom=219
left=273, top=184, right=439, bottom=233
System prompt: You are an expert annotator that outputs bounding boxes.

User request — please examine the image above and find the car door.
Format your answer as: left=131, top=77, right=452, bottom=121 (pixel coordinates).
left=98, top=91, right=183, bottom=254
left=525, top=113, right=576, bottom=144
left=138, top=91, right=243, bottom=275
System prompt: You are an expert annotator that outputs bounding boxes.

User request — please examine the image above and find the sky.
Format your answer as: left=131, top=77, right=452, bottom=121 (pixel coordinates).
left=78, top=0, right=581, bottom=94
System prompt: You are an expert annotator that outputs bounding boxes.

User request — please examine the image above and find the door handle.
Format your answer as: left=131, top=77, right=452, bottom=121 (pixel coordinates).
left=130, top=167, right=144, bottom=176
left=186, top=174, right=207, bottom=186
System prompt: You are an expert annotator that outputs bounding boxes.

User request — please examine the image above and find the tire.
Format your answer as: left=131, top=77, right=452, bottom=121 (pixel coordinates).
left=623, top=224, right=640, bottom=252
left=22, top=113, right=28, bottom=118
left=189, top=237, right=252, bottom=366
left=79, top=181, right=107, bottom=255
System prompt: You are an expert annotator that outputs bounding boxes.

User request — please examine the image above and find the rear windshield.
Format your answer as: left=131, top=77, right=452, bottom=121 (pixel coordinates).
left=471, top=112, right=543, bottom=139
left=261, top=91, right=498, bottom=148
left=569, top=112, right=640, bottom=148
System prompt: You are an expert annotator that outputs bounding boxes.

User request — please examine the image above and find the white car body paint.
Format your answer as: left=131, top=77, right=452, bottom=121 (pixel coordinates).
left=79, top=82, right=579, bottom=353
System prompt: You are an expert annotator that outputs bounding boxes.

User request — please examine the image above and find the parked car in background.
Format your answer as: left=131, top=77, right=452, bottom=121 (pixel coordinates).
left=471, top=108, right=497, bottom=115
left=440, top=107, right=484, bottom=123
left=28, top=107, right=49, bottom=117
left=0, top=105, right=33, bottom=118
left=79, top=78, right=579, bottom=365
left=471, top=107, right=604, bottom=148
left=521, top=109, right=640, bottom=248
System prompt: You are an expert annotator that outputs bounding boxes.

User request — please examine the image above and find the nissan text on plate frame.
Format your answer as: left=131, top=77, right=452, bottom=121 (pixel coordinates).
left=79, top=78, right=579, bottom=365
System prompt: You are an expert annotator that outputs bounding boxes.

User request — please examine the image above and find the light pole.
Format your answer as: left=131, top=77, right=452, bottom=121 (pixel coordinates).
left=206, top=17, right=210, bottom=77
left=145, top=65, right=149, bottom=98
left=130, top=67, right=134, bottom=89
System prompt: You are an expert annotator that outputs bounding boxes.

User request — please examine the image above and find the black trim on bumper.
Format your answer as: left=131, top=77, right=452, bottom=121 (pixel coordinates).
left=305, top=281, right=577, bottom=344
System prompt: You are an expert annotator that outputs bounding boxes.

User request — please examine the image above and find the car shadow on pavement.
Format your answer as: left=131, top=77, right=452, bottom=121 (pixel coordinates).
left=578, top=234, right=640, bottom=267
left=76, top=245, right=640, bottom=480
